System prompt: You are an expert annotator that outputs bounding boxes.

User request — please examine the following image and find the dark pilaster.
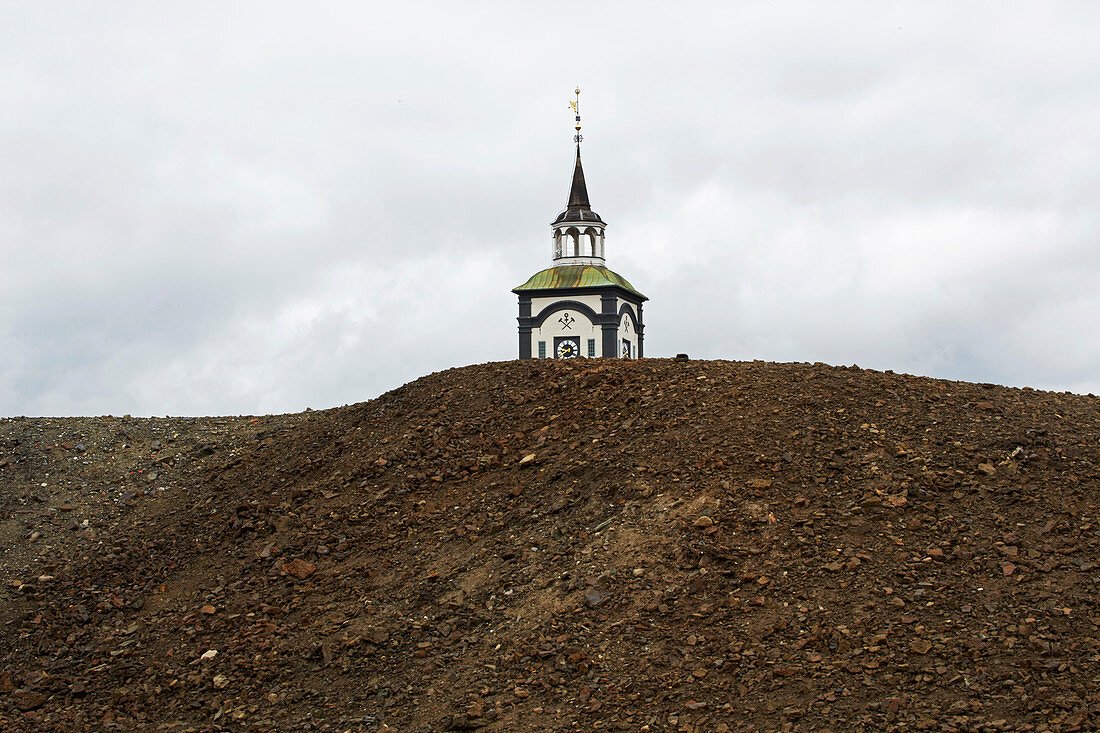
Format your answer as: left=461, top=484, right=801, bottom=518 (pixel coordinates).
left=600, top=293, right=618, bottom=317
left=518, top=296, right=533, bottom=359
left=600, top=324, right=616, bottom=358
left=600, top=293, right=618, bottom=358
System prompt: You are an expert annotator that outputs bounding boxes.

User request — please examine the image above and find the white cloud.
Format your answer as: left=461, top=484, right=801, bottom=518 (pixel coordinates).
left=3, top=1, right=1100, bottom=414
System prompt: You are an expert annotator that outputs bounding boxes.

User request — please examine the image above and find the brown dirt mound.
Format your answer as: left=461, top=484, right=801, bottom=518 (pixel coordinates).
left=2, top=358, right=1100, bottom=732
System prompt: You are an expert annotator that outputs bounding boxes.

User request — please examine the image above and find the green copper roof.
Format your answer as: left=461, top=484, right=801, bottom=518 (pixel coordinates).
left=514, top=265, right=645, bottom=298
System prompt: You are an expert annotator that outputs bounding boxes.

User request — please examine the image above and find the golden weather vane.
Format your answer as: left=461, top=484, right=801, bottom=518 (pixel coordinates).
left=570, top=87, right=582, bottom=144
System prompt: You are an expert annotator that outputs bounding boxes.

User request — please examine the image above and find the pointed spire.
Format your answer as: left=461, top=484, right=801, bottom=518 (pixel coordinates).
left=553, top=87, right=604, bottom=226
left=567, top=87, right=590, bottom=208
left=567, top=147, right=591, bottom=209
left=553, top=145, right=604, bottom=226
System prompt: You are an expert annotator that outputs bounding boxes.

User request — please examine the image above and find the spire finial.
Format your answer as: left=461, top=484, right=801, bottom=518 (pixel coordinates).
left=570, top=87, right=583, bottom=145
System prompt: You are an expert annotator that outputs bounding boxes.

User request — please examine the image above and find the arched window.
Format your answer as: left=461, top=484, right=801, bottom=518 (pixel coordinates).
left=553, top=229, right=563, bottom=258
left=565, top=227, right=580, bottom=257
left=583, top=227, right=598, bottom=256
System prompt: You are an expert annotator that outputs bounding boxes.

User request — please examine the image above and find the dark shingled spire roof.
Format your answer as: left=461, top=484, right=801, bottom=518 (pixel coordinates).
left=568, top=146, right=590, bottom=207
left=552, top=146, right=605, bottom=226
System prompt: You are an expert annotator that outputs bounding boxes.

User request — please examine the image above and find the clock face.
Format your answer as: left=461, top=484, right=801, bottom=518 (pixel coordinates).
left=556, top=339, right=579, bottom=359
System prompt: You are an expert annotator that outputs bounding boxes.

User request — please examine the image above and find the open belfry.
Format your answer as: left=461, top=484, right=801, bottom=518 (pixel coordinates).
left=513, top=89, right=647, bottom=360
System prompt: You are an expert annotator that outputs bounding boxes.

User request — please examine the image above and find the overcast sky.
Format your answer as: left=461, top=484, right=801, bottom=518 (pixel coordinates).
left=2, top=2, right=1099, bottom=416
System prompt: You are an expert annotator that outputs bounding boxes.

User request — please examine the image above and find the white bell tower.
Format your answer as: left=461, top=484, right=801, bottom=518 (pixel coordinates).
left=513, top=89, right=648, bottom=360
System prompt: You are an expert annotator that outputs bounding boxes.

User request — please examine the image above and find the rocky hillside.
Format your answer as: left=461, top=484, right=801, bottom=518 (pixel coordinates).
left=2, top=359, right=1100, bottom=732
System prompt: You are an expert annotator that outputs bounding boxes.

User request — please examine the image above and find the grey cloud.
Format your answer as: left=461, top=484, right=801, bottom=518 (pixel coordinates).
left=3, top=2, right=1100, bottom=414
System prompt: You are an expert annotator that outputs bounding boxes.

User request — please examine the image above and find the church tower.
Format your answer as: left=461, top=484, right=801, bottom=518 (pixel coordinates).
left=514, top=89, right=647, bottom=360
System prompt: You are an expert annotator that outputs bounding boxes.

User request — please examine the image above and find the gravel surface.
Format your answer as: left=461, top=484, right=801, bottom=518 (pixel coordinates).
left=2, top=358, right=1099, bottom=732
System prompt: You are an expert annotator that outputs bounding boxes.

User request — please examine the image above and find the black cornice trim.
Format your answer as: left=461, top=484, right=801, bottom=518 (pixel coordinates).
left=512, top=284, right=648, bottom=302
